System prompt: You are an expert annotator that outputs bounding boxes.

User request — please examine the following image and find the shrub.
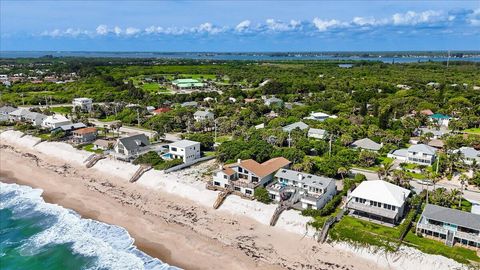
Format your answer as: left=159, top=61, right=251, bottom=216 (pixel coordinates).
left=133, top=151, right=163, bottom=166
left=154, top=159, right=183, bottom=170
left=354, top=173, right=367, bottom=182
left=254, top=187, right=271, bottom=204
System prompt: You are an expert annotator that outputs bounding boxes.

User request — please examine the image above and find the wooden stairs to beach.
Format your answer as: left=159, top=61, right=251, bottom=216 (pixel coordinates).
left=129, top=165, right=152, bottom=183
left=213, top=190, right=232, bottom=209
left=85, top=154, right=106, bottom=168
left=270, top=204, right=289, bottom=226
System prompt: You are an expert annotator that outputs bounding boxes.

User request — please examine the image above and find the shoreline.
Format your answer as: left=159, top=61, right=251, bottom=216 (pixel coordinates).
left=0, top=130, right=469, bottom=270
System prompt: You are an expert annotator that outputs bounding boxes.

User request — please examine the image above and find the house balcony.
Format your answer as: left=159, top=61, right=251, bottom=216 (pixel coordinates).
left=347, top=201, right=398, bottom=219
left=418, top=222, right=480, bottom=243
left=229, top=179, right=257, bottom=189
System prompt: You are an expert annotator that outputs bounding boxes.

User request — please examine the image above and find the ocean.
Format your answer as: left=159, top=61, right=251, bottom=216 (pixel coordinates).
left=1, top=51, right=480, bottom=63
left=0, top=182, right=179, bottom=270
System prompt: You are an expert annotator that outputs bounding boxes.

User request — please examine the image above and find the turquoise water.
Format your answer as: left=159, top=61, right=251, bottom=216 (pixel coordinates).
left=0, top=182, right=179, bottom=270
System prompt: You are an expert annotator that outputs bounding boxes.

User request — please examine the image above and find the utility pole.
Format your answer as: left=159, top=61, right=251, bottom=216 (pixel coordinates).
left=288, top=131, right=292, bottom=148
left=214, top=119, right=217, bottom=143
left=329, top=134, right=333, bottom=157
left=21, top=93, right=25, bottom=106
left=136, top=109, right=140, bottom=127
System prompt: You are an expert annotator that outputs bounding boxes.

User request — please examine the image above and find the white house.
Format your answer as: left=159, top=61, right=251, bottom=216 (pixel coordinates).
left=42, top=114, right=72, bottom=129
left=193, top=110, right=214, bottom=122
left=72, top=97, right=93, bottom=112
left=24, top=112, right=47, bottom=127
left=267, top=169, right=336, bottom=210
left=452, top=147, right=480, bottom=165
left=8, top=108, right=30, bottom=122
left=388, top=144, right=437, bottom=165
left=166, top=139, right=201, bottom=164
left=304, top=111, right=337, bottom=122
left=212, top=157, right=291, bottom=197
left=113, top=134, right=150, bottom=160
left=347, top=180, right=411, bottom=224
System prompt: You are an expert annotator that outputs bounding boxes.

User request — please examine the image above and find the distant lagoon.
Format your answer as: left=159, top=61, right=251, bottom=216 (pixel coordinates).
left=1, top=51, right=480, bottom=63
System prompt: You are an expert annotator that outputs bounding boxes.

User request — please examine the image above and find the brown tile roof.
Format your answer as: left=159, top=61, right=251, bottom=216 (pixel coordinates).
left=153, top=107, right=171, bottom=114
left=226, top=157, right=291, bottom=177
left=244, top=98, right=257, bottom=103
left=222, top=167, right=235, bottom=176
left=73, top=127, right=97, bottom=135
left=420, top=109, right=434, bottom=116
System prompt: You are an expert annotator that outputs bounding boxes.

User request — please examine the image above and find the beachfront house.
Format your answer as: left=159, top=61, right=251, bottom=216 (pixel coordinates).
left=282, top=121, right=309, bottom=132
left=164, top=139, right=201, bottom=164
left=416, top=204, right=479, bottom=249
left=351, top=138, right=382, bottom=152
left=429, top=113, right=452, bottom=127
left=8, top=108, right=30, bottom=122
left=266, top=169, right=336, bottom=210
left=452, top=147, right=480, bottom=165
left=193, top=110, right=214, bottom=122
left=307, top=128, right=328, bottom=140
left=53, top=122, right=87, bottom=135
left=347, top=180, right=411, bottom=225
left=113, top=134, right=150, bottom=160
left=24, top=112, right=47, bottom=127
left=93, top=139, right=113, bottom=150
left=72, top=97, right=93, bottom=112
left=388, top=144, right=437, bottom=165
left=0, top=106, right=16, bottom=119
left=304, top=112, right=337, bottom=122
left=42, top=114, right=72, bottom=129
left=72, top=127, right=98, bottom=143
left=212, top=157, right=291, bottom=197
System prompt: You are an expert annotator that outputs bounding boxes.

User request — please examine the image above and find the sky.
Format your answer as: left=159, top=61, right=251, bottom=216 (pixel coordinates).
left=1, top=0, right=479, bottom=51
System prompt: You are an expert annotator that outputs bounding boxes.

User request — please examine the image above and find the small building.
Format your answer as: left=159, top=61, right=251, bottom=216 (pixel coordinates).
left=255, top=123, right=265, bottom=129
left=193, top=110, right=214, bottom=122
left=282, top=121, right=309, bottom=132
left=416, top=204, right=479, bottom=249
left=172, top=79, right=205, bottom=89
left=429, top=113, right=451, bottom=127
left=452, top=147, right=480, bottom=165
left=42, top=114, right=72, bottom=129
left=73, top=127, right=98, bottom=143
left=419, top=109, right=434, bottom=116
left=304, top=112, right=337, bottom=122
left=267, top=169, right=336, bottom=210
left=212, top=157, right=291, bottom=197
left=152, top=107, right=171, bottom=115
left=180, top=101, right=198, bottom=108
left=164, top=139, right=201, bottom=164
left=351, top=138, right=382, bottom=152
left=414, top=127, right=450, bottom=139
left=8, top=108, right=30, bottom=122
left=244, top=98, right=257, bottom=103
left=93, top=139, right=113, bottom=150
left=0, top=106, right=16, bottom=117
left=72, top=97, right=93, bottom=112
left=113, top=134, right=150, bottom=160
left=264, top=97, right=283, bottom=107
left=308, top=128, right=328, bottom=140
left=347, top=180, right=411, bottom=225
left=24, top=112, right=47, bottom=127
left=54, top=122, right=87, bottom=134
left=407, top=144, right=437, bottom=165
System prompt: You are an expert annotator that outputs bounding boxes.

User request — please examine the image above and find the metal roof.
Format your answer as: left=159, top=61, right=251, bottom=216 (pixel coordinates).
left=275, top=169, right=334, bottom=189
left=118, top=134, right=150, bottom=151
left=351, top=138, right=382, bottom=151
left=282, top=121, right=309, bottom=132
left=169, top=139, right=200, bottom=148
left=349, top=180, right=410, bottom=207
left=407, top=144, right=437, bottom=155
left=422, top=204, right=480, bottom=231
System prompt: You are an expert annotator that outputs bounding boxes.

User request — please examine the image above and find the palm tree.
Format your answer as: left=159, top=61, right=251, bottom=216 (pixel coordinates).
left=377, top=161, right=394, bottom=180
left=337, top=167, right=348, bottom=180
left=458, top=174, right=469, bottom=208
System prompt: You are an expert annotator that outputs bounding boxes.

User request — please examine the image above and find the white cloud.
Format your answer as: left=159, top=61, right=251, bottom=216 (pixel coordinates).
left=312, top=18, right=342, bottom=31
left=392, top=10, right=442, bottom=25
left=235, top=20, right=251, bottom=32
left=125, top=27, right=139, bottom=35
left=113, top=26, right=122, bottom=35
left=96, top=24, right=108, bottom=35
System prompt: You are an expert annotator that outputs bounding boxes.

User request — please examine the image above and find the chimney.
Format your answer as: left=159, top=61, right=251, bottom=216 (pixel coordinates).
left=237, top=159, right=242, bottom=164
left=298, top=173, right=303, bottom=181
left=218, top=164, right=223, bottom=170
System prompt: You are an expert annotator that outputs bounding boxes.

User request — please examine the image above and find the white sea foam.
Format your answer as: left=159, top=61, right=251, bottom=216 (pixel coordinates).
left=0, top=182, right=180, bottom=270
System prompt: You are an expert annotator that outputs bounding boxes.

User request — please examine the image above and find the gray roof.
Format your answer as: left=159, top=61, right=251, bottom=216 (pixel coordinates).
left=9, top=108, right=30, bottom=117
left=118, top=134, right=150, bottom=151
left=282, top=121, right=309, bottom=132
left=275, top=169, right=334, bottom=190
left=308, top=128, right=327, bottom=136
left=58, top=122, right=87, bottom=131
left=453, top=147, right=480, bottom=160
left=24, top=111, right=47, bottom=121
left=351, top=138, right=382, bottom=151
left=408, top=144, right=437, bottom=155
left=181, top=101, right=198, bottom=107
left=415, top=127, right=450, bottom=138
left=265, top=97, right=283, bottom=105
left=169, top=139, right=200, bottom=148
left=194, top=110, right=213, bottom=117
left=422, top=204, right=480, bottom=231
left=390, top=148, right=408, bottom=158
left=0, top=106, right=16, bottom=114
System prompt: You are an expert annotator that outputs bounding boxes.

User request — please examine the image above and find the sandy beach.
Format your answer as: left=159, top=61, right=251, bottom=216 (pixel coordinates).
left=0, top=130, right=468, bottom=270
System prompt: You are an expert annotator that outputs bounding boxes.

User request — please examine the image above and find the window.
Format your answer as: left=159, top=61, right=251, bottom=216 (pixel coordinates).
left=234, top=186, right=241, bottom=192
left=245, top=189, right=252, bottom=195
left=238, top=167, right=243, bottom=173
left=392, top=206, right=396, bottom=211
left=251, top=176, right=259, bottom=183
left=223, top=175, right=227, bottom=179
left=214, top=181, right=220, bottom=186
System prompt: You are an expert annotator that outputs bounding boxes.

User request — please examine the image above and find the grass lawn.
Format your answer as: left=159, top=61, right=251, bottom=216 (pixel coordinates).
left=378, top=156, right=394, bottom=165
left=329, top=216, right=480, bottom=264
left=215, top=135, right=232, bottom=143
left=406, top=171, right=427, bottom=180
left=50, top=106, right=72, bottom=114
left=38, top=133, right=51, bottom=141
left=204, top=151, right=216, bottom=157
left=82, top=143, right=103, bottom=154
left=462, top=128, right=480, bottom=134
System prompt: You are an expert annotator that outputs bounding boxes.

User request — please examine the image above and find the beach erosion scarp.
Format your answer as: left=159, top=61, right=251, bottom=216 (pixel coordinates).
left=0, top=130, right=471, bottom=270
